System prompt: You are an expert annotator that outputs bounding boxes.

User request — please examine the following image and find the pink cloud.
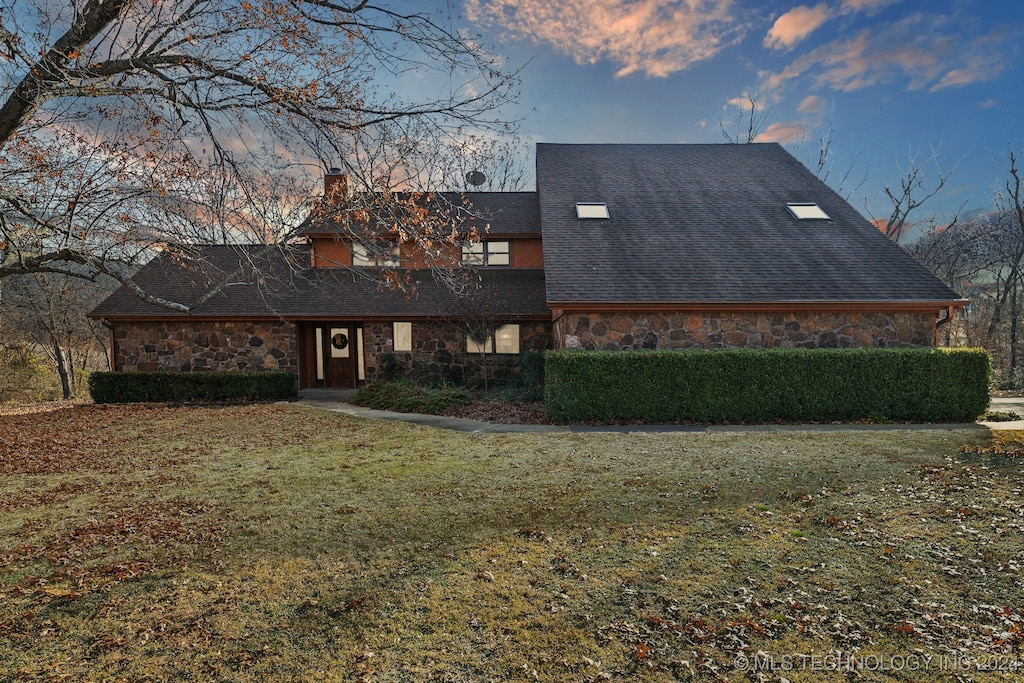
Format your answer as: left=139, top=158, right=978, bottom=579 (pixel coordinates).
left=755, top=121, right=808, bottom=144
left=757, top=14, right=1012, bottom=97
left=464, top=0, right=745, bottom=78
left=764, top=4, right=832, bottom=51
left=797, top=95, right=827, bottom=114
left=930, top=54, right=1007, bottom=92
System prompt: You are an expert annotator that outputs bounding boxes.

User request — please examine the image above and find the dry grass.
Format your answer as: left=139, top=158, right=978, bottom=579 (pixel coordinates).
left=1, top=404, right=1022, bottom=681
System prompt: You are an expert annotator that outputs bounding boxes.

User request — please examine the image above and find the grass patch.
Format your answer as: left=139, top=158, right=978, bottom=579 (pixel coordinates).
left=350, top=379, right=472, bottom=413
left=2, top=405, right=1022, bottom=681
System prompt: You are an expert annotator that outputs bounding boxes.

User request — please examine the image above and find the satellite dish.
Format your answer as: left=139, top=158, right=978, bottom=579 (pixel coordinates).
left=466, top=170, right=486, bottom=187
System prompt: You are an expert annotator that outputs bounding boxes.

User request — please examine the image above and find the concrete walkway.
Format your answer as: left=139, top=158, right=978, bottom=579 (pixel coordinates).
left=294, top=389, right=564, bottom=433
left=293, top=388, right=1007, bottom=434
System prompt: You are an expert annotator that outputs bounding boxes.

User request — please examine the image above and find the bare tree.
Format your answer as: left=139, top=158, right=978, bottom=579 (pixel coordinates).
left=984, top=152, right=1024, bottom=356
left=877, top=145, right=960, bottom=243
left=908, top=208, right=986, bottom=291
left=0, top=273, right=112, bottom=398
left=805, top=104, right=868, bottom=200
left=906, top=209, right=989, bottom=346
left=0, top=1, right=521, bottom=310
left=719, top=91, right=771, bottom=144
left=907, top=150, right=1024, bottom=381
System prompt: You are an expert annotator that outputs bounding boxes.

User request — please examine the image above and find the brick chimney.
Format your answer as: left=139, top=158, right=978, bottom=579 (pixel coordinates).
left=324, top=167, right=348, bottom=204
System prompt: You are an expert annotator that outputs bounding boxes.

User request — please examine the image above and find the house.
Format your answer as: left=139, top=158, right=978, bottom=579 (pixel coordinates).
left=89, top=143, right=968, bottom=389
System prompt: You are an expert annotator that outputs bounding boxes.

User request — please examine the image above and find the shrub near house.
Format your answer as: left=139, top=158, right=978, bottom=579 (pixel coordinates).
left=545, top=347, right=991, bottom=424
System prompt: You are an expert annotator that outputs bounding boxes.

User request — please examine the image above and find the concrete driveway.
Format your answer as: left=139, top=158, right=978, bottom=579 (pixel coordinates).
left=982, top=396, right=1024, bottom=430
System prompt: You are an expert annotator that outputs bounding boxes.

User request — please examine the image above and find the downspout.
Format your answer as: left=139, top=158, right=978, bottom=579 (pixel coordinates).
left=935, top=306, right=953, bottom=347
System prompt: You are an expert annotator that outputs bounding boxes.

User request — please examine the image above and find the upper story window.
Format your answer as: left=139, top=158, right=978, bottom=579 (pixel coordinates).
left=462, top=240, right=510, bottom=266
left=353, top=241, right=400, bottom=267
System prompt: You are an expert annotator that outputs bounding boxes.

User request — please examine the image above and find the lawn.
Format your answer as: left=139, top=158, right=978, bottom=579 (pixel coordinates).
left=1, top=403, right=1022, bottom=681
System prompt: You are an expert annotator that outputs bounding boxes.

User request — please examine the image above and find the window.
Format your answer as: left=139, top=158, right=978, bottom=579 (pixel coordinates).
left=353, top=241, right=400, bottom=267
left=786, top=202, right=830, bottom=220
left=462, top=240, right=510, bottom=266
left=466, top=324, right=520, bottom=354
left=576, top=202, right=609, bottom=219
left=466, top=334, right=492, bottom=354
left=393, top=322, right=412, bottom=352
left=494, top=324, right=520, bottom=354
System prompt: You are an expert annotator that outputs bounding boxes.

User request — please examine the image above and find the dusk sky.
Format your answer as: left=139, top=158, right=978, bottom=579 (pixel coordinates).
left=425, top=0, right=1024, bottom=227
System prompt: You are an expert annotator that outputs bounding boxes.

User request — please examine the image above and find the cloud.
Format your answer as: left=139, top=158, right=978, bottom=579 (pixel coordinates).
left=930, top=54, right=1007, bottom=92
left=757, top=14, right=1014, bottom=96
left=464, top=0, right=745, bottom=78
left=978, top=99, right=999, bottom=110
left=755, top=121, right=808, bottom=144
left=764, top=4, right=831, bottom=50
left=797, top=95, right=827, bottom=114
left=839, top=0, right=901, bottom=13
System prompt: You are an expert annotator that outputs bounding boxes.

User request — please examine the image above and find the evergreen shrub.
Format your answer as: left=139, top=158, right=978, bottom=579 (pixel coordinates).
left=544, top=348, right=990, bottom=424
left=88, top=371, right=296, bottom=403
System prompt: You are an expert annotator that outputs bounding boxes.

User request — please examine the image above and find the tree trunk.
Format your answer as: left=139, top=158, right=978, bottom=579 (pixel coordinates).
left=52, top=339, right=73, bottom=400
left=1013, top=281, right=1021, bottom=385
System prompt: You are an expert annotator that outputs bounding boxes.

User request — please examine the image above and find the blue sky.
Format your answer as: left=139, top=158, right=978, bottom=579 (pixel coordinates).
left=427, top=0, right=1024, bottom=226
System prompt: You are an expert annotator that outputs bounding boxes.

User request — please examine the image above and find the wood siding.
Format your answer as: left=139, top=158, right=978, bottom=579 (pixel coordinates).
left=400, top=240, right=460, bottom=268
left=512, top=238, right=544, bottom=267
left=310, top=238, right=351, bottom=268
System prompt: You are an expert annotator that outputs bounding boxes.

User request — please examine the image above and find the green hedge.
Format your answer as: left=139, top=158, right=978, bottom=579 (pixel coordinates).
left=88, top=371, right=297, bottom=404
left=544, top=348, right=990, bottom=424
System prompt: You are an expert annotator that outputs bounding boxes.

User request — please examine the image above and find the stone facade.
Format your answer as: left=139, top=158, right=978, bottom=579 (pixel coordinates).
left=111, top=310, right=933, bottom=384
left=113, top=321, right=298, bottom=373
left=361, top=320, right=552, bottom=386
left=555, top=311, right=936, bottom=351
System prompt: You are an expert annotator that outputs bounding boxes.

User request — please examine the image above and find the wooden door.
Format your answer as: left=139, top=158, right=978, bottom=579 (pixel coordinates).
left=325, top=324, right=356, bottom=388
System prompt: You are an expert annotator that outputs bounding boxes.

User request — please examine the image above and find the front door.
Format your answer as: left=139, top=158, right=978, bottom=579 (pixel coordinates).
left=325, top=324, right=357, bottom=388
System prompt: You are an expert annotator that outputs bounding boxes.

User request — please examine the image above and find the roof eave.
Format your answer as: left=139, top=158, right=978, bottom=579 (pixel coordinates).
left=545, top=300, right=971, bottom=313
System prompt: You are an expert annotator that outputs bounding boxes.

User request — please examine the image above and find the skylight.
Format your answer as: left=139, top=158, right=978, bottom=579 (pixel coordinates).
left=787, top=202, right=830, bottom=220
left=576, top=202, right=610, bottom=219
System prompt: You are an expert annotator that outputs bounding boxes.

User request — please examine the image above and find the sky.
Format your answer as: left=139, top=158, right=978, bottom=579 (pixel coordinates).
left=420, top=0, right=1024, bottom=227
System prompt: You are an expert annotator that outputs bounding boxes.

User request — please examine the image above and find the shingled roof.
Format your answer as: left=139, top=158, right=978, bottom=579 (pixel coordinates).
left=300, top=191, right=540, bottom=238
left=536, top=143, right=966, bottom=308
left=90, top=245, right=549, bottom=321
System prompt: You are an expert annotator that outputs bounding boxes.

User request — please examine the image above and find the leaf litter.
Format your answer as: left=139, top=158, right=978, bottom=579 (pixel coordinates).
left=1, top=405, right=1022, bottom=681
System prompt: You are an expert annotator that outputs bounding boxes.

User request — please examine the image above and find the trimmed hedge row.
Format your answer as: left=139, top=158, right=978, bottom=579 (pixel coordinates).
left=88, top=371, right=296, bottom=404
left=544, top=348, right=990, bottom=424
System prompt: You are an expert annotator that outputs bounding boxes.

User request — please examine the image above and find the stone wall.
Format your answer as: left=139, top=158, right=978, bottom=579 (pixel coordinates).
left=361, top=320, right=552, bottom=386
left=113, top=321, right=298, bottom=373
left=555, top=311, right=936, bottom=351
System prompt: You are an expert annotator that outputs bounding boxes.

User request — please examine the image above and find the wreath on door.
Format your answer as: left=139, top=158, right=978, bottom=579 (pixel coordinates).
left=331, top=332, right=349, bottom=350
